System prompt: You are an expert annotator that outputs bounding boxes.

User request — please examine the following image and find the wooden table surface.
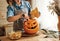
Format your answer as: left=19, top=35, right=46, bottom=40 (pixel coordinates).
left=0, top=32, right=59, bottom=41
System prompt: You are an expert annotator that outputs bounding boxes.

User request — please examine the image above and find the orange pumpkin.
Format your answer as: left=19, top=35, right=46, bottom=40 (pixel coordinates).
left=30, top=7, right=40, bottom=18
left=24, top=19, right=39, bottom=34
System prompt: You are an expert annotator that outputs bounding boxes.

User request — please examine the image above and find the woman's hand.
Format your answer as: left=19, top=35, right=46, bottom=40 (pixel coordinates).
left=24, top=14, right=29, bottom=19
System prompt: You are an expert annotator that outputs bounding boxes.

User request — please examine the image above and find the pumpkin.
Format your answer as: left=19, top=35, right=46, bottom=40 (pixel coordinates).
left=24, top=19, right=39, bottom=34
left=30, top=7, right=40, bottom=18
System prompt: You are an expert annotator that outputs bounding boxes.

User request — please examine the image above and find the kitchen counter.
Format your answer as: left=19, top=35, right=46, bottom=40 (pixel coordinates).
left=0, top=32, right=59, bottom=41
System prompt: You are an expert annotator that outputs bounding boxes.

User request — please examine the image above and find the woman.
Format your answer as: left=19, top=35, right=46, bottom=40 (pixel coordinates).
left=7, top=0, right=31, bottom=31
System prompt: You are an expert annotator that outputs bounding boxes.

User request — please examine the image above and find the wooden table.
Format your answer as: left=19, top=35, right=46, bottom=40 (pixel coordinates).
left=0, top=32, right=59, bottom=41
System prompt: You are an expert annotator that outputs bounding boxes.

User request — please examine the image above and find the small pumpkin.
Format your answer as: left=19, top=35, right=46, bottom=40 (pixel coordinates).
left=30, top=7, right=40, bottom=18
left=24, top=19, right=39, bottom=34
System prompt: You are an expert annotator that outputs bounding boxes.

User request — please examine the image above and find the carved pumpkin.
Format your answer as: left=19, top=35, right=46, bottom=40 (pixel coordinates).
left=24, top=19, right=39, bottom=34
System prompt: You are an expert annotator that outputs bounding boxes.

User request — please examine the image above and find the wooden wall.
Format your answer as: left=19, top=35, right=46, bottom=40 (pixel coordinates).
left=0, top=0, right=13, bottom=27
left=0, top=0, right=8, bottom=27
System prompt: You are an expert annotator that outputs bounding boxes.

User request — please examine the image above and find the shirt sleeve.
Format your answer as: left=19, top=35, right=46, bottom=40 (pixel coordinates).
left=27, top=2, right=31, bottom=10
left=7, top=6, right=14, bottom=18
left=25, top=1, right=31, bottom=10
left=25, top=1, right=31, bottom=16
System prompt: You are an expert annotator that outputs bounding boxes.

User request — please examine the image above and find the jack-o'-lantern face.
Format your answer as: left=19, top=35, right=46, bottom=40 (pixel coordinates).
left=24, top=19, right=39, bottom=34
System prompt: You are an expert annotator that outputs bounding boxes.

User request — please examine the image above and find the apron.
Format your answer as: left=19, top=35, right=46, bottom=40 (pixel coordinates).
left=13, top=4, right=28, bottom=31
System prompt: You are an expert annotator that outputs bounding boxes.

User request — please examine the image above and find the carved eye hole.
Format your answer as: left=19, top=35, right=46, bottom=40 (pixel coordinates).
left=33, top=22, right=36, bottom=24
left=28, top=23, right=30, bottom=24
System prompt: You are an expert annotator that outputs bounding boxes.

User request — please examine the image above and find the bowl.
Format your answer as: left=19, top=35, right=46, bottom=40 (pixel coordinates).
left=8, top=31, right=22, bottom=40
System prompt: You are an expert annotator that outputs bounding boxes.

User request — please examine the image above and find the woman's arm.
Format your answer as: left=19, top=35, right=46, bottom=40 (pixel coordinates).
left=7, top=6, right=23, bottom=22
left=7, top=14, right=22, bottom=22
